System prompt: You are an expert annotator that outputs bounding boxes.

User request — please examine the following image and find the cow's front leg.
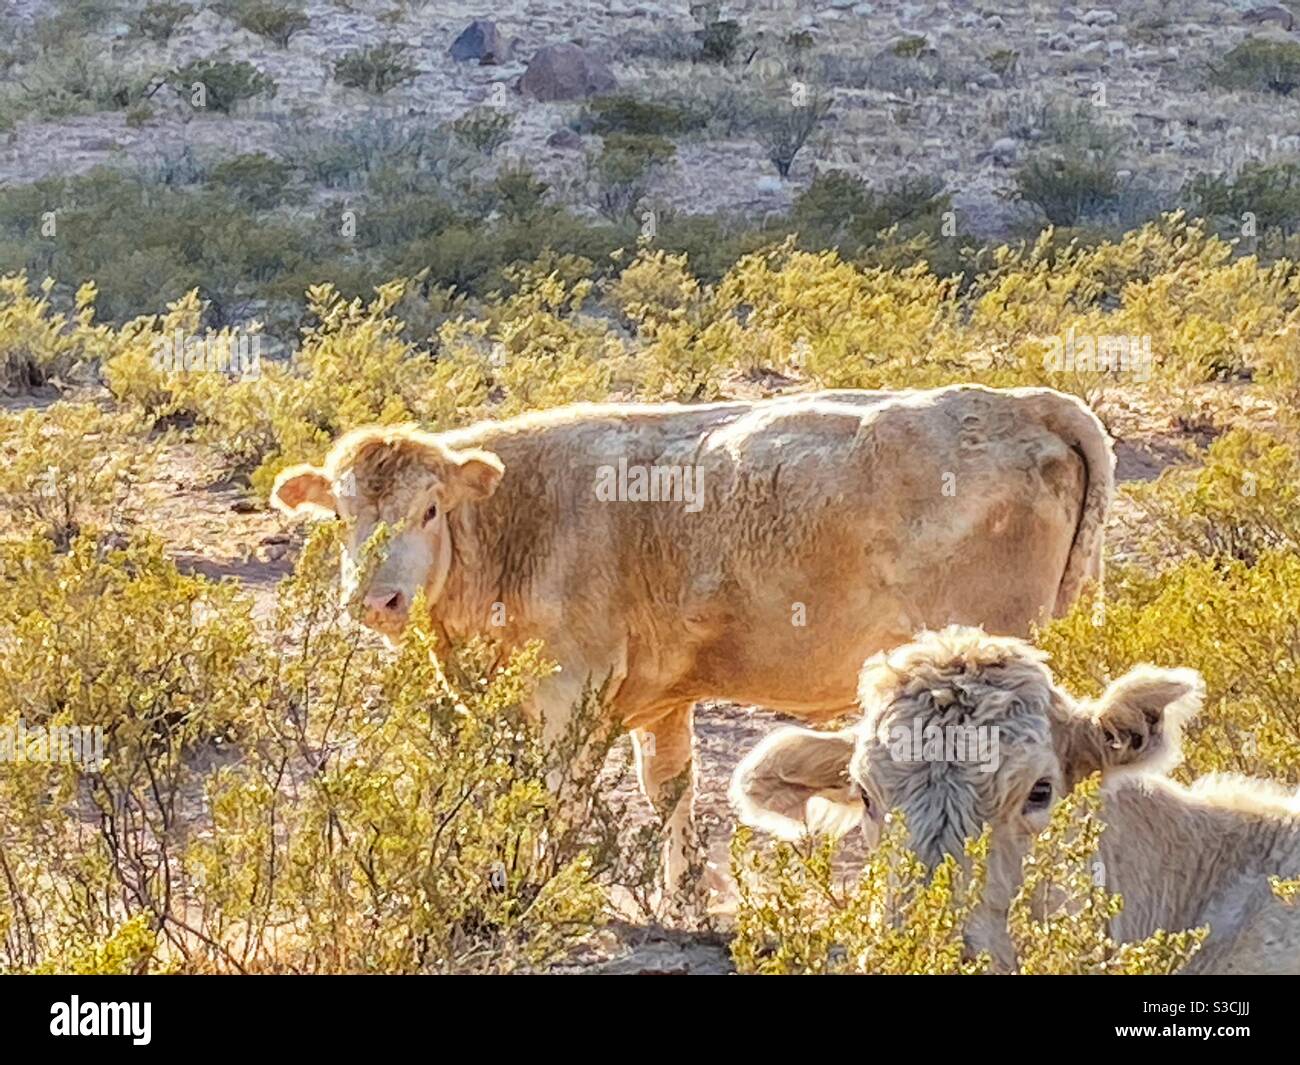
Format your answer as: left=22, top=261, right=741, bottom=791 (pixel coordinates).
left=631, top=705, right=699, bottom=906
left=533, top=655, right=624, bottom=819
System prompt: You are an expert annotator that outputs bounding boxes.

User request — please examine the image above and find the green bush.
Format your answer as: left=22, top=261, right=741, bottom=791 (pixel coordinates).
left=985, top=48, right=1020, bottom=80
left=580, top=93, right=707, bottom=137
left=231, top=1, right=309, bottom=47
left=451, top=106, right=514, bottom=157
left=1188, top=161, right=1300, bottom=242
left=209, top=152, right=293, bottom=209
left=1211, top=36, right=1300, bottom=95
left=589, top=134, right=677, bottom=222
left=132, top=1, right=192, bottom=42
left=333, top=42, right=418, bottom=94
left=891, top=34, right=929, bottom=59
left=281, top=115, right=462, bottom=189
left=697, top=19, right=742, bottom=64
left=0, top=40, right=147, bottom=122
left=483, top=165, right=552, bottom=221
left=169, top=58, right=278, bottom=113
left=1015, top=149, right=1121, bottom=226
left=792, top=170, right=949, bottom=254
left=751, top=95, right=832, bottom=180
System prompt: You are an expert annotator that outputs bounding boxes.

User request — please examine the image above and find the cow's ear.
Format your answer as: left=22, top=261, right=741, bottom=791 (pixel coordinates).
left=729, top=727, right=862, bottom=840
left=445, top=449, right=504, bottom=506
left=1077, top=666, right=1204, bottom=778
left=271, top=464, right=338, bottom=518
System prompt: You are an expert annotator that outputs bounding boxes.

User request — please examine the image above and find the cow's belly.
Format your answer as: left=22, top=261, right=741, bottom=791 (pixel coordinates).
left=648, top=498, right=1073, bottom=721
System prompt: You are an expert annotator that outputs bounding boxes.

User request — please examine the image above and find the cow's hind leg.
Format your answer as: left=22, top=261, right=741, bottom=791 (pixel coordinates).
left=632, top=705, right=701, bottom=910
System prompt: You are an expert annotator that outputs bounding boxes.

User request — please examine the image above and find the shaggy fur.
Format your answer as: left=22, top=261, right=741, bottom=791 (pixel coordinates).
left=272, top=386, right=1114, bottom=892
left=732, top=625, right=1300, bottom=974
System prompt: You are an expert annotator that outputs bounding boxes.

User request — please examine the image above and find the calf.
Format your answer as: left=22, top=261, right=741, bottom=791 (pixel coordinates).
left=732, top=626, right=1300, bottom=973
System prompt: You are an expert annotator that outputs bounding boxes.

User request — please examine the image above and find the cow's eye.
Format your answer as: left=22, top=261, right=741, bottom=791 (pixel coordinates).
left=423, top=502, right=438, bottom=524
left=1024, top=779, right=1053, bottom=812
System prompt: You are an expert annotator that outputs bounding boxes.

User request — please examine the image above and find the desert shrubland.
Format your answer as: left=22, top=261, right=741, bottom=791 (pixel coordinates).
left=1, top=209, right=1299, bottom=973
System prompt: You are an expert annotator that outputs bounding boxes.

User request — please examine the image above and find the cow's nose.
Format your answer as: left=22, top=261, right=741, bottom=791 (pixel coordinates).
left=362, top=589, right=407, bottom=626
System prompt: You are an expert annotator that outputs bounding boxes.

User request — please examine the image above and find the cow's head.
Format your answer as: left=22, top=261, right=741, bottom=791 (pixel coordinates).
left=271, top=426, right=503, bottom=638
left=730, top=626, right=1203, bottom=940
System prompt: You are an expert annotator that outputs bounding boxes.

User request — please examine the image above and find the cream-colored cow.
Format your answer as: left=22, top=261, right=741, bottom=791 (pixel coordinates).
left=271, top=386, right=1113, bottom=893
left=731, top=626, right=1300, bottom=973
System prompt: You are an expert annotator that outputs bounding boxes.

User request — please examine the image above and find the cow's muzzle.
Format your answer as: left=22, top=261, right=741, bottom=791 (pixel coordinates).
left=362, top=589, right=408, bottom=631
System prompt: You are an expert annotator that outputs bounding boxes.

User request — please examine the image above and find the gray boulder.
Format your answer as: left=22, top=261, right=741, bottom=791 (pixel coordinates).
left=519, top=43, right=617, bottom=101
left=450, top=19, right=512, bottom=65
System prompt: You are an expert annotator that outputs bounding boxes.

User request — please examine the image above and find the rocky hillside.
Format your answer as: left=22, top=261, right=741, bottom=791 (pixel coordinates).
left=2, top=1, right=1299, bottom=233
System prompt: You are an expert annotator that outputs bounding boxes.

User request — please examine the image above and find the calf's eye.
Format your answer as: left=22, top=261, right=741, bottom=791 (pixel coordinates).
left=423, top=502, right=438, bottom=525
left=1023, top=779, right=1053, bottom=812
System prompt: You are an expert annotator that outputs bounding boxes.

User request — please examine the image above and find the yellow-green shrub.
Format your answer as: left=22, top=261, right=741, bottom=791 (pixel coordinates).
left=1008, top=779, right=1206, bottom=975
left=0, top=275, right=112, bottom=392
left=609, top=245, right=741, bottom=400
left=1039, top=553, right=1300, bottom=785
left=1123, top=427, right=1300, bottom=565
left=0, top=525, right=627, bottom=973
left=0, top=401, right=156, bottom=548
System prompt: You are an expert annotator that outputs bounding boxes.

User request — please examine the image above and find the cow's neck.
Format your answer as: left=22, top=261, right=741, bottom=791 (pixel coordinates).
left=429, top=505, right=496, bottom=643
left=1100, top=776, right=1300, bottom=954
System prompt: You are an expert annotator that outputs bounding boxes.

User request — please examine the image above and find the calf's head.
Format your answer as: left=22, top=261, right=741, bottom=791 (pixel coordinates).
left=271, top=426, right=503, bottom=638
left=731, top=626, right=1204, bottom=872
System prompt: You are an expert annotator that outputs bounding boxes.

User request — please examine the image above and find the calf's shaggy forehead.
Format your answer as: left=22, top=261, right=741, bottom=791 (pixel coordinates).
left=326, top=429, right=448, bottom=511
left=858, top=628, right=1059, bottom=736
left=853, top=629, right=1064, bottom=854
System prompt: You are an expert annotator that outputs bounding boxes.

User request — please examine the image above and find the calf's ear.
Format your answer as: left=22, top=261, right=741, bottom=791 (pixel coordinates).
left=444, top=449, right=504, bottom=507
left=1076, top=666, right=1204, bottom=778
left=729, top=727, right=862, bottom=841
left=271, top=464, right=338, bottom=518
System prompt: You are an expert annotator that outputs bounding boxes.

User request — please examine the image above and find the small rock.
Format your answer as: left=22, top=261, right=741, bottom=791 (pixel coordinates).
left=1243, top=5, right=1295, bottom=31
left=1080, top=9, right=1118, bottom=27
left=547, top=127, right=584, bottom=149
left=258, top=541, right=290, bottom=562
left=450, top=19, right=512, bottom=65
left=519, top=43, right=617, bottom=100
left=989, top=136, right=1019, bottom=164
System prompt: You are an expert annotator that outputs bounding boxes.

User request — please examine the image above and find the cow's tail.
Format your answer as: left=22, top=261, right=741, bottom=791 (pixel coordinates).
left=1024, top=389, right=1115, bottom=616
